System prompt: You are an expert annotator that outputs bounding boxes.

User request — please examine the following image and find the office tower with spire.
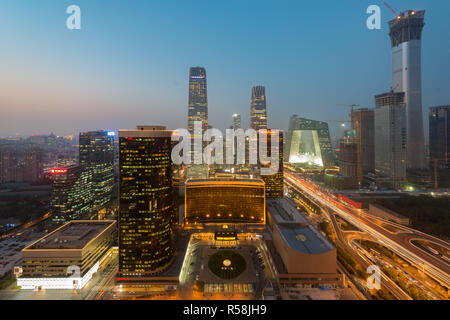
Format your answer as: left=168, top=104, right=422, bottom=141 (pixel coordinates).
left=250, top=86, right=267, bottom=131
left=389, top=10, right=426, bottom=169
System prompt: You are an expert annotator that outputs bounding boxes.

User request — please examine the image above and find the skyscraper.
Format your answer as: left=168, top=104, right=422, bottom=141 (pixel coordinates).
left=50, top=165, right=94, bottom=224
left=429, top=106, right=450, bottom=162
left=259, top=129, right=284, bottom=198
left=118, top=126, right=176, bottom=281
left=374, top=92, right=407, bottom=188
left=187, top=67, right=208, bottom=134
left=231, top=113, right=241, bottom=130
left=350, top=108, right=375, bottom=184
left=389, top=10, right=426, bottom=169
left=79, top=131, right=115, bottom=210
left=23, top=148, right=44, bottom=182
left=250, top=86, right=268, bottom=131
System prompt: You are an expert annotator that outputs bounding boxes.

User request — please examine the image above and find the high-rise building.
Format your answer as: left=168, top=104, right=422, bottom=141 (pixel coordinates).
left=187, top=67, right=208, bottom=134
left=79, top=131, right=115, bottom=210
left=374, top=92, right=407, bottom=188
left=285, top=115, right=334, bottom=168
left=350, top=108, right=375, bottom=184
left=0, top=148, right=18, bottom=183
left=50, top=165, right=94, bottom=224
left=259, top=129, right=284, bottom=198
left=187, top=67, right=208, bottom=179
left=429, top=106, right=450, bottom=162
left=231, top=113, right=241, bottom=130
left=250, top=86, right=267, bottom=131
left=389, top=10, right=426, bottom=169
left=23, top=148, right=44, bottom=182
left=118, top=126, right=176, bottom=280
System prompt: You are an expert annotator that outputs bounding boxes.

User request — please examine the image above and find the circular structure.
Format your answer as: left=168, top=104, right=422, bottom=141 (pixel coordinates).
left=223, top=259, right=232, bottom=267
left=208, top=250, right=246, bottom=279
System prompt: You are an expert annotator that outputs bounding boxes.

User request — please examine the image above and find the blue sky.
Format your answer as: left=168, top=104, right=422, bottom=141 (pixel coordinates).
left=0, top=0, right=449, bottom=140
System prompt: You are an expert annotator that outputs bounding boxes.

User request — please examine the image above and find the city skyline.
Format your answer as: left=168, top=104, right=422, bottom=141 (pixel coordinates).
left=1, top=1, right=450, bottom=140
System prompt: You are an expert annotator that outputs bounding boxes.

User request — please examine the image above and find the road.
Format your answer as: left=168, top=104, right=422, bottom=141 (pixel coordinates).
left=285, top=172, right=450, bottom=289
left=1, top=211, right=52, bottom=240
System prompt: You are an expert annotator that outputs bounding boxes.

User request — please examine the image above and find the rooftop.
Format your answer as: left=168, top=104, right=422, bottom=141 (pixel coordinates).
left=276, top=224, right=334, bottom=255
left=26, top=220, right=115, bottom=250
left=266, top=198, right=308, bottom=225
left=186, top=177, right=264, bottom=186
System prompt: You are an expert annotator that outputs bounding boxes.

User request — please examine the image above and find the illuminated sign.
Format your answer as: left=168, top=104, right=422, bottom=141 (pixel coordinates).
left=50, top=169, right=68, bottom=174
left=107, top=131, right=115, bottom=136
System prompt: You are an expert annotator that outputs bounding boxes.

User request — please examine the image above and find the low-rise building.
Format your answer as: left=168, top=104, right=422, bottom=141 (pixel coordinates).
left=18, top=220, right=116, bottom=290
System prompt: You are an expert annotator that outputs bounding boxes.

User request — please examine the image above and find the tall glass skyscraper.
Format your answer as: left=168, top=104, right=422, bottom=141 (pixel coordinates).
left=389, top=10, right=426, bottom=169
left=250, top=86, right=268, bottom=131
left=187, top=67, right=208, bottom=134
left=118, top=126, right=176, bottom=281
left=79, top=130, right=115, bottom=210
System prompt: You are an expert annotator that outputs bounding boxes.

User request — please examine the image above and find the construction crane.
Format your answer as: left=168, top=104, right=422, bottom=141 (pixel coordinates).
left=383, top=1, right=399, bottom=17
left=326, top=120, right=350, bottom=138
left=431, top=159, right=449, bottom=190
left=337, top=104, right=360, bottom=115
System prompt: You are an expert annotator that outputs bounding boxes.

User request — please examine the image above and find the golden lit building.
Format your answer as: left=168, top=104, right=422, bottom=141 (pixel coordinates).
left=185, top=177, right=265, bottom=224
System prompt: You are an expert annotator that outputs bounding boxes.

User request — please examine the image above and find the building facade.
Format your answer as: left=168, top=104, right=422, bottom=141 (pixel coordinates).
left=350, top=108, right=375, bottom=184
left=185, top=177, right=265, bottom=224
left=18, top=220, right=116, bottom=290
left=389, top=10, right=426, bottom=169
left=79, top=130, right=115, bottom=210
left=285, top=115, right=334, bottom=168
left=50, top=165, right=94, bottom=224
left=259, top=129, right=284, bottom=198
left=231, top=113, right=241, bottom=130
left=188, top=67, right=208, bottom=134
left=429, top=106, right=450, bottom=162
left=118, top=126, right=176, bottom=280
left=374, top=92, right=407, bottom=188
left=250, top=86, right=268, bottom=131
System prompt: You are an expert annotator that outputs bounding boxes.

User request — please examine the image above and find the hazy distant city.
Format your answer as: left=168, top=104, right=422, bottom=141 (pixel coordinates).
left=0, top=1, right=449, bottom=303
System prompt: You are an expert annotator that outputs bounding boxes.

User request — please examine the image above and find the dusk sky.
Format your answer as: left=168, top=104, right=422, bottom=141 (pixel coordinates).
left=1, top=0, right=449, bottom=140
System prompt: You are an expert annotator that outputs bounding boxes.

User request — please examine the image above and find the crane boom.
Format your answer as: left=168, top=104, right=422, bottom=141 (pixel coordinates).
left=383, top=1, right=399, bottom=17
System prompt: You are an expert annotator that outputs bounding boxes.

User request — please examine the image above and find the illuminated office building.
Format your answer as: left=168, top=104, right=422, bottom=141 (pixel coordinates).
left=374, top=92, right=407, bottom=188
left=389, top=10, right=426, bottom=169
left=79, top=130, right=115, bottom=210
left=185, top=177, right=265, bottom=224
left=259, top=129, right=284, bottom=198
left=50, top=165, right=94, bottom=224
left=18, top=220, right=116, bottom=290
left=188, top=67, right=208, bottom=134
left=187, top=67, right=208, bottom=178
left=118, top=126, right=176, bottom=280
left=286, top=115, right=334, bottom=168
left=250, top=86, right=268, bottom=131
